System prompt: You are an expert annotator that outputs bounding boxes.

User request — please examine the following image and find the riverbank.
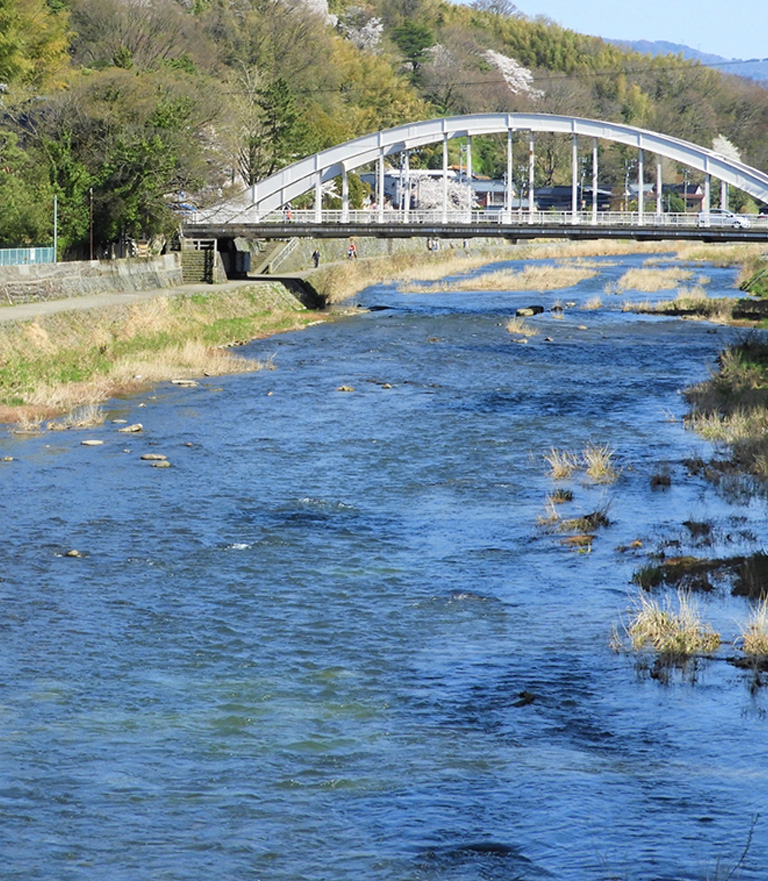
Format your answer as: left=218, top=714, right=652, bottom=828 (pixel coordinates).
left=1, top=238, right=766, bottom=428
left=0, top=280, right=326, bottom=426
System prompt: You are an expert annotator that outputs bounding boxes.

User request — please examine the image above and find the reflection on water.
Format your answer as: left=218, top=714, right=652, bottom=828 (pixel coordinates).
left=1, top=252, right=767, bottom=880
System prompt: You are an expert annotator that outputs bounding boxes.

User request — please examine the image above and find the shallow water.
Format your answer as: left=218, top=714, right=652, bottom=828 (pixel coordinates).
left=2, top=251, right=768, bottom=880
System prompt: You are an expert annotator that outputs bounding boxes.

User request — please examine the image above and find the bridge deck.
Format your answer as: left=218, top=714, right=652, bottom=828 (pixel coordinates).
left=183, top=220, right=768, bottom=244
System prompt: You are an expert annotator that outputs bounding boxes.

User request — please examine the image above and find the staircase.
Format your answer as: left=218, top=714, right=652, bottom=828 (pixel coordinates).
left=180, top=239, right=216, bottom=283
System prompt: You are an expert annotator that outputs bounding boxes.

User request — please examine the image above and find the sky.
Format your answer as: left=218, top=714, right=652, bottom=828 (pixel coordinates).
left=511, top=0, right=768, bottom=61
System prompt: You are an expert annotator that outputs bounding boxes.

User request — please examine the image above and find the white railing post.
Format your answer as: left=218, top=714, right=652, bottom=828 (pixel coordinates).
left=341, top=166, right=349, bottom=223
left=377, top=149, right=384, bottom=223
left=466, top=136, right=473, bottom=223
left=571, top=132, right=578, bottom=223
left=442, top=133, right=449, bottom=225
left=704, top=172, right=711, bottom=216
left=403, top=151, right=410, bottom=223
left=592, top=137, right=598, bottom=224
left=528, top=131, right=535, bottom=224
left=505, top=128, right=513, bottom=223
left=656, top=156, right=663, bottom=217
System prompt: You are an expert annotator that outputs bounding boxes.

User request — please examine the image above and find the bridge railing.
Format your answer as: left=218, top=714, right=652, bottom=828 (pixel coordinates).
left=258, top=209, right=768, bottom=228
left=188, top=204, right=768, bottom=229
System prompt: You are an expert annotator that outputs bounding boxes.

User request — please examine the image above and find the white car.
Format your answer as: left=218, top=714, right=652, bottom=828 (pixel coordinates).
left=696, top=208, right=751, bottom=229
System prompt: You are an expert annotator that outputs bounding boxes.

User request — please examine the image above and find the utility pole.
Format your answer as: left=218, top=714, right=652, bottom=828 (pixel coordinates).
left=89, top=187, right=94, bottom=261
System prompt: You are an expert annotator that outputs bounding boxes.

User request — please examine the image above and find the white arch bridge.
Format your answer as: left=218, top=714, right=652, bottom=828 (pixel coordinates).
left=184, top=113, right=768, bottom=243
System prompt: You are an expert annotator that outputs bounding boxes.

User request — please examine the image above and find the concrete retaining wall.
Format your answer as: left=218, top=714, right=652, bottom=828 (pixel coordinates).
left=0, top=254, right=184, bottom=305
left=267, top=235, right=499, bottom=273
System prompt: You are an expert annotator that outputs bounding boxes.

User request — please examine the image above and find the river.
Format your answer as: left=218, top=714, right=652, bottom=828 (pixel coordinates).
left=2, top=250, right=768, bottom=880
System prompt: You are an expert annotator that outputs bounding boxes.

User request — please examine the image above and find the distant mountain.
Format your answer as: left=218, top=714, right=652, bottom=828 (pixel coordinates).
left=609, top=39, right=768, bottom=82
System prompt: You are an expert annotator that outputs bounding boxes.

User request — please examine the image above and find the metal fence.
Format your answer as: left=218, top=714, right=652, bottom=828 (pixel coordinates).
left=0, top=247, right=56, bottom=267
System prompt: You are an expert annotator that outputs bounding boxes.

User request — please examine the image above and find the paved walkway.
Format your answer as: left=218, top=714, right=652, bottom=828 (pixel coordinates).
left=0, top=278, right=278, bottom=324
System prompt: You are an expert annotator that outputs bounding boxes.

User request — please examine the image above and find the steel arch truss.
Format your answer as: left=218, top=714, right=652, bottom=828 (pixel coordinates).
left=203, top=113, right=768, bottom=222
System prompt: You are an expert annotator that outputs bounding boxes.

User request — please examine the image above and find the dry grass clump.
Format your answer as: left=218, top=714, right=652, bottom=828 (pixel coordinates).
left=538, top=496, right=561, bottom=526
left=411, top=263, right=597, bottom=294
left=518, top=241, right=676, bottom=260
left=616, top=267, right=695, bottom=292
left=543, top=443, right=619, bottom=483
left=112, top=339, right=261, bottom=383
left=620, top=298, right=651, bottom=313
left=623, top=290, right=735, bottom=323
left=544, top=447, right=578, bottom=479
left=559, top=506, right=610, bottom=533
left=388, top=254, right=498, bottom=282
left=582, top=296, right=602, bottom=310
left=47, top=403, right=106, bottom=431
left=315, top=246, right=513, bottom=301
left=582, top=441, right=619, bottom=483
left=621, top=590, right=721, bottom=658
left=737, top=599, right=768, bottom=655
left=505, top=316, right=539, bottom=336
left=675, top=242, right=764, bottom=267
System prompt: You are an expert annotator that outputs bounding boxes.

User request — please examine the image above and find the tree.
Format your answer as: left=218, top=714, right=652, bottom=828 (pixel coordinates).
left=391, top=21, right=435, bottom=80
left=227, top=69, right=311, bottom=185
left=470, top=0, right=517, bottom=15
left=69, top=0, right=215, bottom=72
left=0, top=130, right=54, bottom=245
left=0, top=0, right=71, bottom=89
left=15, top=67, right=223, bottom=252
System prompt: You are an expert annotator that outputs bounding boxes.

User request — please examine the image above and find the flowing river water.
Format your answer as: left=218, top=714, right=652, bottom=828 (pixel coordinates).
left=2, top=250, right=768, bottom=880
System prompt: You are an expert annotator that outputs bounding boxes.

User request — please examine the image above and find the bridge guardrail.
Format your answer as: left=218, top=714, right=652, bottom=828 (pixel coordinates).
left=209, top=208, right=766, bottom=229
left=187, top=204, right=768, bottom=232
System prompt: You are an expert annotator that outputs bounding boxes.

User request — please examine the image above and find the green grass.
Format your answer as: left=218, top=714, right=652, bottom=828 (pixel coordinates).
left=0, top=284, right=319, bottom=419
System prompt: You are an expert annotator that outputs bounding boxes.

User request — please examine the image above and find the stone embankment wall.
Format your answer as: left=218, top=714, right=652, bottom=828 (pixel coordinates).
left=0, top=254, right=184, bottom=305
left=269, top=235, right=495, bottom=274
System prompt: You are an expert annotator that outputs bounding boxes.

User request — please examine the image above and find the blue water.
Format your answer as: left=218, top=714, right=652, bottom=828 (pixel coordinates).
left=2, top=252, right=768, bottom=880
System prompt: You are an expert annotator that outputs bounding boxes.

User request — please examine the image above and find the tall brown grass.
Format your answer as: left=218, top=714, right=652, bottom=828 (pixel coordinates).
left=505, top=316, right=539, bottom=336
left=616, top=267, right=695, bottom=292
left=411, top=263, right=597, bottom=293
left=582, top=442, right=619, bottom=483
left=619, top=590, right=721, bottom=658
left=623, top=290, right=735, bottom=323
left=544, top=447, right=578, bottom=479
left=737, top=599, right=768, bottom=655
left=0, top=284, right=312, bottom=422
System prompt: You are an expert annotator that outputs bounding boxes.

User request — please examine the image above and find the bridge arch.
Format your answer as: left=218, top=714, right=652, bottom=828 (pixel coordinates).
left=205, top=113, right=768, bottom=223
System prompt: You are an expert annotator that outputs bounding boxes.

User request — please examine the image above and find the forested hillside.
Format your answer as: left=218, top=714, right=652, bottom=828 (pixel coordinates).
left=2, top=0, right=768, bottom=256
